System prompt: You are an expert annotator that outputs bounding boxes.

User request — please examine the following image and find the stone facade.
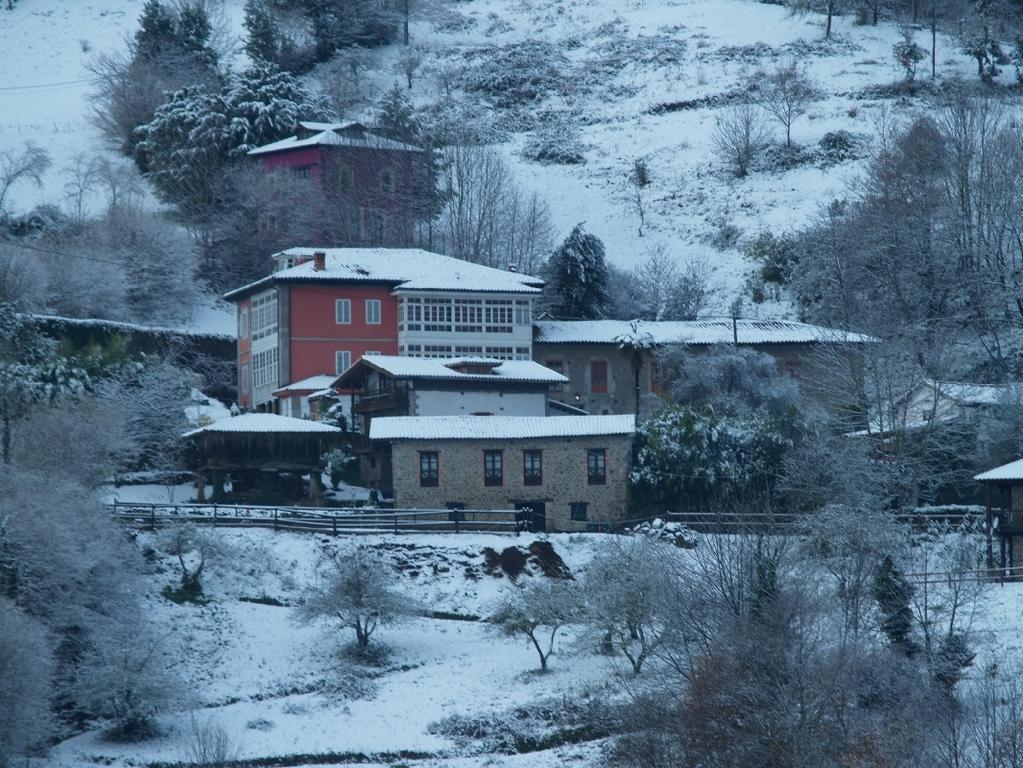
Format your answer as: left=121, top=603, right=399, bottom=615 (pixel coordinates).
left=533, top=342, right=813, bottom=416
left=388, top=434, right=633, bottom=532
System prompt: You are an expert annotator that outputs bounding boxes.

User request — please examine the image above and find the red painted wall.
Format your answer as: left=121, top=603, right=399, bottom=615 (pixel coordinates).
left=287, top=283, right=399, bottom=381
left=259, top=147, right=324, bottom=182
left=236, top=297, right=253, bottom=409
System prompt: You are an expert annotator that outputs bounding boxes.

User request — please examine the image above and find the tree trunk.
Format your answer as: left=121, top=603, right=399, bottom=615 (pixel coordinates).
left=931, top=9, right=937, bottom=79
left=403, top=0, right=410, bottom=46
left=1, top=415, right=10, bottom=465
left=825, top=4, right=833, bottom=38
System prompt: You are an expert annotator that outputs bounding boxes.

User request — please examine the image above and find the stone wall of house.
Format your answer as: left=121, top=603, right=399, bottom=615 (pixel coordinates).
left=389, top=434, right=633, bottom=532
left=533, top=341, right=825, bottom=416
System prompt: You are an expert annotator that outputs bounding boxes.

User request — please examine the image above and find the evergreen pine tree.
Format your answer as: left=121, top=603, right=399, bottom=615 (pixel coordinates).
left=544, top=224, right=610, bottom=320
left=175, top=1, right=217, bottom=66
left=243, top=0, right=279, bottom=64
left=375, top=84, right=420, bottom=144
left=134, top=0, right=178, bottom=61
left=874, top=555, right=919, bottom=657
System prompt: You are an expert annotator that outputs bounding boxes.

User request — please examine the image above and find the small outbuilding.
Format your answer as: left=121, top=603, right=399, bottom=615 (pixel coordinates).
left=976, top=458, right=1023, bottom=570
left=183, top=413, right=342, bottom=503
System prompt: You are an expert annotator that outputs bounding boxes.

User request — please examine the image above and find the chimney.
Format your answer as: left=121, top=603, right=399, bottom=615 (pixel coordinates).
left=313, top=251, right=326, bottom=271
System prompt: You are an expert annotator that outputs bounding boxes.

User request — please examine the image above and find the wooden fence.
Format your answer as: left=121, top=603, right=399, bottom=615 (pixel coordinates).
left=661, top=509, right=988, bottom=535
left=107, top=501, right=519, bottom=535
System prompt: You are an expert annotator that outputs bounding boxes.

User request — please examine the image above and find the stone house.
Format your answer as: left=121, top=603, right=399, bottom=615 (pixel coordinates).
left=369, top=414, right=635, bottom=532
left=533, top=318, right=876, bottom=416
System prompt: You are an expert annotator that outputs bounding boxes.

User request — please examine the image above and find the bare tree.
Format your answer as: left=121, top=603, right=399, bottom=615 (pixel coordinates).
left=0, top=142, right=51, bottom=212
left=158, top=523, right=228, bottom=598
left=788, top=0, right=849, bottom=38
left=629, top=158, right=651, bottom=236
left=295, top=546, right=418, bottom=649
left=63, top=154, right=102, bottom=222
left=760, top=60, right=816, bottom=147
left=185, top=715, right=237, bottom=767
left=713, top=102, right=770, bottom=177
left=583, top=537, right=674, bottom=674
left=491, top=578, right=580, bottom=672
left=396, top=45, right=423, bottom=89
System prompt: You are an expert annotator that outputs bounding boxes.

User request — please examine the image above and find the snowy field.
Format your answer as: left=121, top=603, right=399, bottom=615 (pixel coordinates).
left=31, top=523, right=1023, bottom=767
left=3, top=0, right=1017, bottom=316
left=46, top=528, right=617, bottom=767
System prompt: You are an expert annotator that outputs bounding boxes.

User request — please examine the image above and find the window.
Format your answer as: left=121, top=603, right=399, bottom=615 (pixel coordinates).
left=251, top=292, right=278, bottom=341
left=240, top=364, right=250, bottom=393
left=290, top=394, right=302, bottom=416
left=293, top=165, right=312, bottom=180
left=403, top=298, right=422, bottom=331
left=252, top=348, right=279, bottom=389
left=514, top=300, right=531, bottom=326
left=484, top=299, right=513, bottom=333
left=424, top=345, right=453, bottom=358
left=335, top=350, right=352, bottom=374
left=379, top=169, right=396, bottom=193
left=365, top=299, right=382, bottom=325
left=335, top=298, right=351, bottom=324
left=587, top=449, right=607, bottom=485
left=454, top=299, right=483, bottom=333
left=419, top=452, right=439, bottom=487
left=455, top=345, right=484, bottom=355
left=423, top=298, right=453, bottom=332
left=590, top=360, right=608, bottom=393
left=570, top=502, right=589, bottom=522
left=485, top=346, right=515, bottom=360
left=523, top=450, right=542, bottom=486
left=484, top=450, right=503, bottom=486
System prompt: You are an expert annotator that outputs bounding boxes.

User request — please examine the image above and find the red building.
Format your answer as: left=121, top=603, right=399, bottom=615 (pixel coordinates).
left=249, top=121, right=424, bottom=246
left=224, top=248, right=543, bottom=412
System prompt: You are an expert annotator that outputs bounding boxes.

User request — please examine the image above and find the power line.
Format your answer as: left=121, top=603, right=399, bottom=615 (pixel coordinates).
left=0, top=239, right=124, bottom=267
left=0, top=78, right=92, bottom=93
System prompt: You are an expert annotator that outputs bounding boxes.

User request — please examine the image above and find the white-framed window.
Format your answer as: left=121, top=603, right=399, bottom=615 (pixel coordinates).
left=336, top=299, right=352, bottom=324
left=336, top=350, right=352, bottom=374
left=238, top=307, right=249, bottom=338
left=403, top=298, right=422, bottom=331
left=252, top=348, right=279, bottom=389
left=240, top=363, right=250, bottom=393
left=514, top=300, right=531, bottom=326
left=485, top=346, right=515, bottom=360
left=484, top=299, right=513, bottom=333
left=423, top=298, right=452, bottom=332
left=423, top=345, right=453, bottom=358
left=252, top=292, right=278, bottom=341
left=365, top=299, right=382, bottom=325
left=454, top=298, right=483, bottom=333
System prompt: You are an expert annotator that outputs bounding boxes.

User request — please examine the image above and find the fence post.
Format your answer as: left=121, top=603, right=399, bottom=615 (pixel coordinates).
left=212, top=505, right=217, bottom=528
left=455, top=512, right=460, bottom=535
left=394, top=513, right=399, bottom=535
left=273, top=508, right=278, bottom=532
left=150, top=505, right=156, bottom=532
left=332, top=516, right=337, bottom=536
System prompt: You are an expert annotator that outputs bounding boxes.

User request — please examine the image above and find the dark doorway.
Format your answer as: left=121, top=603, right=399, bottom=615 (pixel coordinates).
left=518, top=501, right=546, bottom=533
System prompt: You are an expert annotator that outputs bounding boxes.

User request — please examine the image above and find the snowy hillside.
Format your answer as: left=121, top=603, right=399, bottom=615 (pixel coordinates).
left=2, top=0, right=1011, bottom=312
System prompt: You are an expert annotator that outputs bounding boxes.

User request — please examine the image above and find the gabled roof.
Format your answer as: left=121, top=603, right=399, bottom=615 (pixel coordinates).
left=370, top=414, right=635, bottom=441
left=182, top=413, right=341, bottom=437
left=224, top=248, right=543, bottom=301
left=976, top=458, right=1023, bottom=483
left=533, top=318, right=877, bottom=346
left=336, top=355, right=567, bottom=387
left=273, top=374, right=341, bottom=397
left=248, top=121, right=420, bottom=155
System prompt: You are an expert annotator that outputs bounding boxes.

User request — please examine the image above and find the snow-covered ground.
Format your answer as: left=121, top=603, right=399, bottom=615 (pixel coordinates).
left=3, top=0, right=1013, bottom=315
left=47, top=528, right=615, bottom=767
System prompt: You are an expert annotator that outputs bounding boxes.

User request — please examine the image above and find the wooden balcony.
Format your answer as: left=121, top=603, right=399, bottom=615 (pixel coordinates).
left=353, top=385, right=409, bottom=415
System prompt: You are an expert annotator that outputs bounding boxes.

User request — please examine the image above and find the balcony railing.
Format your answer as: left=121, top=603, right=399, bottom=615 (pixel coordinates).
left=353, top=384, right=409, bottom=414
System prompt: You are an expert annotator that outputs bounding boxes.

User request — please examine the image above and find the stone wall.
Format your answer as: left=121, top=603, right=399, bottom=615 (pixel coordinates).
left=389, top=433, right=633, bottom=532
left=534, top=341, right=827, bottom=416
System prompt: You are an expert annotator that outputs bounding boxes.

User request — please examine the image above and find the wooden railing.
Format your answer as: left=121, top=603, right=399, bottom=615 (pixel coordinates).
left=107, top=501, right=519, bottom=535
left=660, top=509, right=988, bottom=535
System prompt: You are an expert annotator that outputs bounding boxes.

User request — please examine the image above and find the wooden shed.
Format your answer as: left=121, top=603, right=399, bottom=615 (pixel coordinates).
left=975, top=458, right=1023, bottom=570
left=183, top=414, right=341, bottom=503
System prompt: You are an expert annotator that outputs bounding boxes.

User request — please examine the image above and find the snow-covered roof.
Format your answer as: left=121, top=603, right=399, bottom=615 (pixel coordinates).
left=533, top=319, right=877, bottom=346
left=224, top=248, right=542, bottom=300
left=370, top=414, right=635, bottom=441
left=273, top=374, right=341, bottom=396
left=976, top=458, right=1023, bottom=483
left=927, top=380, right=1023, bottom=406
left=340, top=355, right=567, bottom=385
left=248, top=121, right=420, bottom=155
left=22, top=313, right=235, bottom=342
left=182, top=413, right=341, bottom=437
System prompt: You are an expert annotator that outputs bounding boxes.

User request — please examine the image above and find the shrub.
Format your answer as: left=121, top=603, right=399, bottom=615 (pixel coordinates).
left=522, top=120, right=586, bottom=165
left=461, top=41, right=567, bottom=107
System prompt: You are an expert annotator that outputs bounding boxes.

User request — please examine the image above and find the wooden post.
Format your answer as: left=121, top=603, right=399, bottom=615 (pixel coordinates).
left=273, top=508, right=278, bottom=531
left=150, top=505, right=156, bottom=532
left=195, top=471, right=206, bottom=503
left=332, top=516, right=337, bottom=536
left=394, top=513, right=399, bottom=535
left=985, top=484, right=994, bottom=571
left=212, top=505, right=217, bottom=527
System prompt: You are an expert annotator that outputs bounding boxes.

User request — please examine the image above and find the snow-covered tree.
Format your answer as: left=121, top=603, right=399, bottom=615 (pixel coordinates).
left=491, top=578, right=580, bottom=672
left=0, top=600, right=54, bottom=766
left=583, top=537, right=673, bottom=674
left=296, top=546, right=418, bottom=648
left=158, top=522, right=228, bottom=598
left=542, top=224, right=609, bottom=320
left=243, top=0, right=280, bottom=64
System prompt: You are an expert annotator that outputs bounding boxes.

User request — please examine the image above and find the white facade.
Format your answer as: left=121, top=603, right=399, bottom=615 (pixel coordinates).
left=411, top=388, right=547, bottom=417
left=396, top=291, right=534, bottom=360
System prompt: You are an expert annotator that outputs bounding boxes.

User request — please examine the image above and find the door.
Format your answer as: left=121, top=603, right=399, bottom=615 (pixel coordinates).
left=518, top=501, right=546, bottom=533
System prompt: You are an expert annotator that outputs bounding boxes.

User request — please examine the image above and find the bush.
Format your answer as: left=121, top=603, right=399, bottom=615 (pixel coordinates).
left=522, top=120, right=586, bottom=165
left=461, top=41, right=567, bottom=107
left=815, top=130, right=862, bottom=166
